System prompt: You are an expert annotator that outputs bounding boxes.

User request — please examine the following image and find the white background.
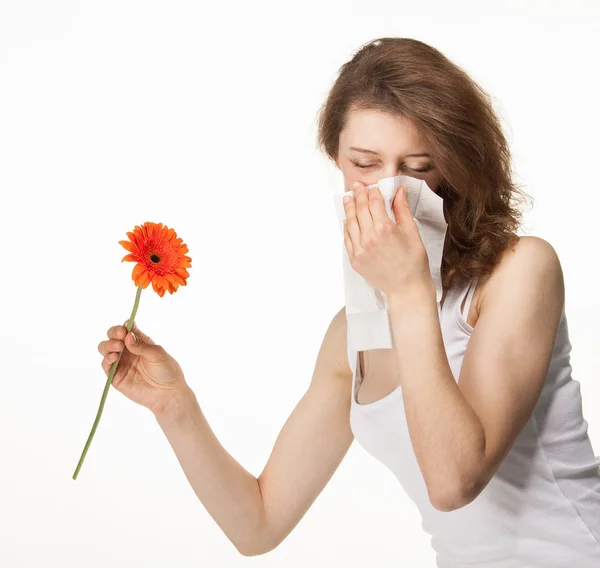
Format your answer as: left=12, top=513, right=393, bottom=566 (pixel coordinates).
left=1, top=1, right=599, bottom=566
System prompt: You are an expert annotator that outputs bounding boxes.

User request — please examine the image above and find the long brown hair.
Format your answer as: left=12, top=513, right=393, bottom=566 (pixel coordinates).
left=316, top=37, right=533, bottom=291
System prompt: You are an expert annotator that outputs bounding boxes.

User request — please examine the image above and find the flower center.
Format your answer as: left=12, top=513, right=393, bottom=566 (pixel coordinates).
left=150, top=254, right=161, bottom=263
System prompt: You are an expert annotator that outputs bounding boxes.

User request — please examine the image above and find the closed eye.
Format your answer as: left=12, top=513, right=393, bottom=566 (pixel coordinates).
left=351, top=160, right=433, bottom=173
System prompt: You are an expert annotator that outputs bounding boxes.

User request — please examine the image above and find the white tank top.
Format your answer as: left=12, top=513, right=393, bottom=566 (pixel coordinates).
left=347, top=276, right=600, bottom=567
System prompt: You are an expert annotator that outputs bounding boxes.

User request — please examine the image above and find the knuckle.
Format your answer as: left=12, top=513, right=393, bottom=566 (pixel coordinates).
left=362, top=237, right=375, bottom=250
left=379, top=221, right=394, bottom=234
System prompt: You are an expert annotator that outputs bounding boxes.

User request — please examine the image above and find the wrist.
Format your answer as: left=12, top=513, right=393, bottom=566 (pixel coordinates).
left=152, top=382, right=198, bottom=427
left=387, top=278, right=436, bottom=310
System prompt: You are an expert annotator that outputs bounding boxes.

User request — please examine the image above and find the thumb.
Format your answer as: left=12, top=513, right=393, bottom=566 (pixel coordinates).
left=392, top=186, right=410, bottom=225
left=122, top=320, right=166, bottom=363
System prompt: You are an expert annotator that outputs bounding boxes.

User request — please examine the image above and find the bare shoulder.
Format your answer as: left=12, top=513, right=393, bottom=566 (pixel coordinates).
left=475, top=236, right=563, bottom=318
left=497, top=235, right=559, bottom=266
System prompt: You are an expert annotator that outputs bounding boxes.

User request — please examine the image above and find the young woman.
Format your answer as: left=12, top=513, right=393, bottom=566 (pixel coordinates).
left=97, top=37, right=600, bottom=566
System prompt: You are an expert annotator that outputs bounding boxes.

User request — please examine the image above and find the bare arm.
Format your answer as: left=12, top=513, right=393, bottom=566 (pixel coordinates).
left=154, top=307, right=354, bottom=556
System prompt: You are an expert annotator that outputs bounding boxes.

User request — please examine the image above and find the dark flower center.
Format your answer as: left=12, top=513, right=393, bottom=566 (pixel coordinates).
left=150, top=254, right=161, bottom=263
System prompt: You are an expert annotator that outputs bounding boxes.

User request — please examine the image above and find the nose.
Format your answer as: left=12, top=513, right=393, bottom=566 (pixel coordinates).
left=359, top=167, right=397, bottom=188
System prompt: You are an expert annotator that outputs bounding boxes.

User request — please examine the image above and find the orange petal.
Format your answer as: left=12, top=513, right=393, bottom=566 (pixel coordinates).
left=119, top=240, right=135, bottom=252
left=139, top=270, right=150, bottom=288
left=122, top=222, right=191, bottom=296
left=132, top=263, right=145, bottom=279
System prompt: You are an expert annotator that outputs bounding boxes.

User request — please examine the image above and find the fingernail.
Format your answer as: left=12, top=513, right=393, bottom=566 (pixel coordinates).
left=130, top=333, right=137, bottom=344
left=343, top=195, right=351, bottom=204
left=352, top=181, right=361, bottom=190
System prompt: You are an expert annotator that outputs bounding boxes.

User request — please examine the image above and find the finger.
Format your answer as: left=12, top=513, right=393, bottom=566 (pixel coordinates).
left=392, top=186, right=411, bottom=226
left=97, top=338, right=124, bottom=356
left=344, top=221, right=354, bottom=258
left=343, top=195, right=362, bottom=251
left=107, top=324, right=127, bottom=340
left=123, top=319, right=155, bottom=346
left=353, top=183, right=374, bottom=238
left=101, top=352, right=119, bottom=377
left=367, top=185, right=390, bottom=225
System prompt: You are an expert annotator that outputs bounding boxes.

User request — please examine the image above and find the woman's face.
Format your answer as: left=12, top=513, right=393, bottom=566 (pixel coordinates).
left=335, top=108, right=442, bottom=192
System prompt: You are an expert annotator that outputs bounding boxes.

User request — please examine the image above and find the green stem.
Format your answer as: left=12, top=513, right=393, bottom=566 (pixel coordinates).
left=72, top=284, right=144, bottom=480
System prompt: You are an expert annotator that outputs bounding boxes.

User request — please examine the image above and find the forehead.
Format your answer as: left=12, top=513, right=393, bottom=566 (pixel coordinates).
left=339, top=108, right=429, bottom=154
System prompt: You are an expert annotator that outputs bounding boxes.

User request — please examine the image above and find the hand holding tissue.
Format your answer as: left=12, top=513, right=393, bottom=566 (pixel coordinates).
left=333, top=175, right=448, bottom=352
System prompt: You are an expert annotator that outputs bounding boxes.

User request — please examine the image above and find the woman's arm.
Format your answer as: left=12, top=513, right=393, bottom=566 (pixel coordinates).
left=387, top=236, right=564, bottom=511
left=153, top=307, right=355, bottom=556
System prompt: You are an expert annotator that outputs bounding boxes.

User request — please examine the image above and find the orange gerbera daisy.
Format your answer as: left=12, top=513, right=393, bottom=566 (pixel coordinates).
left=118, top=221, right=192, bottom=297
left=73, top=221, right=191, bottom=481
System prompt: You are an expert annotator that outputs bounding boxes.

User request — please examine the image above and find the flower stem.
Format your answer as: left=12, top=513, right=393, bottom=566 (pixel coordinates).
left=72, top=284, right=144, bottom=480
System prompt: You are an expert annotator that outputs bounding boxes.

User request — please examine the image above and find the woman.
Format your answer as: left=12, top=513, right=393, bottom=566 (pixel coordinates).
left=97, top=38, right=600, bottom=566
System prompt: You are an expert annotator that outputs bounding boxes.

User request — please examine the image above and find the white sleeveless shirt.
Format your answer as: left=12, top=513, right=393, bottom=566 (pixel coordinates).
left=347, top=276, right=600, bottom=567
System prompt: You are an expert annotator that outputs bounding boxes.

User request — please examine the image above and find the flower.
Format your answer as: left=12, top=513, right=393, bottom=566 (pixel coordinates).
left=119, top=221, right=192, bottom=297
left=72, top=221, right=191, bottom=481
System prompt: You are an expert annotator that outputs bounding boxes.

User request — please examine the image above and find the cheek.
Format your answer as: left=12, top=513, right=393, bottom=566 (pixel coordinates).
left=399, top=170, right=439, bottom=191
left=420, top=171, right=441, bottom=191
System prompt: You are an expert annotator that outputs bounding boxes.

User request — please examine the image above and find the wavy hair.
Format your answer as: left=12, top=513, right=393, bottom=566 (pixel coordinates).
left=316, top=37, right=533, bottom=291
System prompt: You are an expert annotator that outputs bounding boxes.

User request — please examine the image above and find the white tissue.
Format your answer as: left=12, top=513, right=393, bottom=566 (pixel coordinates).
left=332, top=175, right=447, bottom=352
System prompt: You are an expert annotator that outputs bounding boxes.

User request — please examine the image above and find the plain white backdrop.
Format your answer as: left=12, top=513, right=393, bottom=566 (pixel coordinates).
left=1, top=1, right=599, bottom=566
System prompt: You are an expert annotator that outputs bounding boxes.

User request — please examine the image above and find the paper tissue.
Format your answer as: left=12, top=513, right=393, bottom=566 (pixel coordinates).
left=332, top=175, right=447, bottom=352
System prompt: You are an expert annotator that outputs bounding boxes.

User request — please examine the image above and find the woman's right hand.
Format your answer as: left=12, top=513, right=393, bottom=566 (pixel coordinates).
left=97, top=319, right=189, bottom=416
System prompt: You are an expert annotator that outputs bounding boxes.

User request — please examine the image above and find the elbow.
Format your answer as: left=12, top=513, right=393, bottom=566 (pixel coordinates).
left=429, top=478, right=480, bottom=513
left=430, top=490, right=469, bottom=512
left=236, top=534, right=279, bottom=557
left=237, top=544, right=268, bottom=557
left=238, top=547, right=267, bottom=557
left=428, top=450, right=489, bottom=512
left=234, top=490, right=280, bottom=556
left=238, top=544, right=272, bottom=557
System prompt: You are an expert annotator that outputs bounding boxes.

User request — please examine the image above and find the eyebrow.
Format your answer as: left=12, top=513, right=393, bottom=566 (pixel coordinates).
left=349, top=146, right=431, bottom=158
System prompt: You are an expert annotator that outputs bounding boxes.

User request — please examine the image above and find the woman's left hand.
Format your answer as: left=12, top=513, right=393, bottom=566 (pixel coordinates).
left=343, top=181, right=433, bottom=298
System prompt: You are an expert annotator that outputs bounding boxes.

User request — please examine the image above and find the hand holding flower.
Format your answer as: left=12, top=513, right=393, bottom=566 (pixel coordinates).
left=72, top=222, right=192, bottom=480
left=99, top=319, right=188, bottom=416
